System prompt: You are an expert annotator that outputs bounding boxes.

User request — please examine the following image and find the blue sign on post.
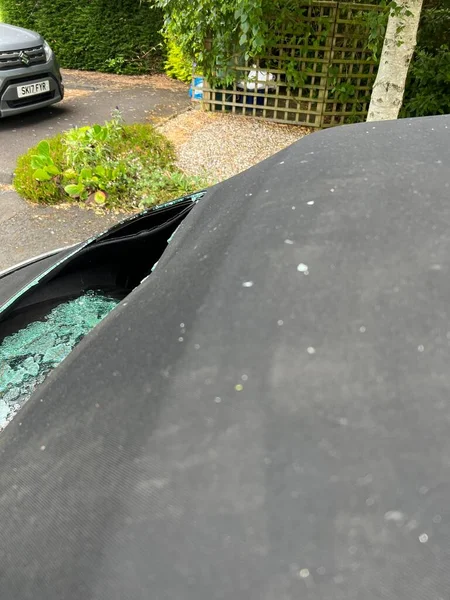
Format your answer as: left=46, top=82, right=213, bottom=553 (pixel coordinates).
left=189, top=77, right=204, bottom=101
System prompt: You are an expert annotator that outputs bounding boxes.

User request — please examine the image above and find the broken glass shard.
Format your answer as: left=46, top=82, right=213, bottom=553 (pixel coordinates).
left=0, top=291, right=119, bottom=430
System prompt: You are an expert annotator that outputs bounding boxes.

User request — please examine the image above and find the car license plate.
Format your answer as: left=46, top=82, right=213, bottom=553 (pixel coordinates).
left=17, top=80, right=50, bottom=98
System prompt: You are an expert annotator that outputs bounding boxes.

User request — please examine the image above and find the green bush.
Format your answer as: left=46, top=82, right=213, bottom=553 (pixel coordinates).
left=15, top=135, right=66, bottom=205
left=401, top=1, right=450, bottom=117
left=401, top=46, right=450, bottom=117
left=164, top=26, right=198, bottom=83
left=14, top=114, right=210, bottom=211
left=1, top=0, right=164, bottom=74
left=165, top=36, right=193, bottom=83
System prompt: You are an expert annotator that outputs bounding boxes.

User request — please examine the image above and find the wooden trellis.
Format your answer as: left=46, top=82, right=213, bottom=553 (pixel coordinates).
left=201, top=1, right=384, bottom=127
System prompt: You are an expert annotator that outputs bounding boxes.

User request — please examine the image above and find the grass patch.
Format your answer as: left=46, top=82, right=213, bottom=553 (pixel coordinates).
left=14, top=112, right=211, bottom=211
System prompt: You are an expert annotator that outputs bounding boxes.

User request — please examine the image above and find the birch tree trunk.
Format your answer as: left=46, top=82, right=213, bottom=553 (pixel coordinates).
left=367, top=0, right=424, bottom=121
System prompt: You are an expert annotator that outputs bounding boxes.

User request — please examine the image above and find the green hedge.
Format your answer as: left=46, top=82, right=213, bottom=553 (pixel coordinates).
left=0, top=0, right=164, bottom=74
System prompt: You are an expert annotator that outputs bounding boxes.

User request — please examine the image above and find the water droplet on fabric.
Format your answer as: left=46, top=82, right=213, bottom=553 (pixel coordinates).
left=384, top=511, right=405, bottom=523
left=433, top=515, right=442, bottom=523
left=405, top=519, right=418, bottom=531
left=299, top=569, right=310, bottom=578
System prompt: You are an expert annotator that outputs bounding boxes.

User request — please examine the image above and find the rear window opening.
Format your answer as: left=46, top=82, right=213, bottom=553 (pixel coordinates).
left=0, top=193, right=203, bottom=429
left=0, top=291, right=119, bottom=429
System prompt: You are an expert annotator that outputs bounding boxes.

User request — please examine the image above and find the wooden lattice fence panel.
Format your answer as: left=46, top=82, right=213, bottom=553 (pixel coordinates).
left=201, top=1, right=384, bottom=128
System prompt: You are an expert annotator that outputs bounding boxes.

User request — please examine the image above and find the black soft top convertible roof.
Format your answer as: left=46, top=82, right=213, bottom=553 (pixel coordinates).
left=1, top=116, right=450, bottom=599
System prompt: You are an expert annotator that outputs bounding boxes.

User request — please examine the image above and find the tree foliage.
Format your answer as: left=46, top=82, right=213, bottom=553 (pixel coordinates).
left=154, top=0, right=448, bottom=121
left=401, top=0, right=450, bottom=116
left=152, top=0, right=313, bottom=85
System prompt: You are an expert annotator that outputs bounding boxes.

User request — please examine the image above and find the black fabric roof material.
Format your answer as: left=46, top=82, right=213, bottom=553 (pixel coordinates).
left=0, top=115, right=450, bottom=599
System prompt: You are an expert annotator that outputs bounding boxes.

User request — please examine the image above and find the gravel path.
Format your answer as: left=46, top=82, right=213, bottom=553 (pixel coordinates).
left=159, top=109, right=311, bottom=182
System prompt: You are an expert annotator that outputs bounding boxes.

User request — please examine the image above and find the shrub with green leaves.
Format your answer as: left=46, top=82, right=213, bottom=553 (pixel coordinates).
left=14, top=114, right=210, bottom=211
left=152, top=0, right=271, bottom=86
left=401, top=45, right=450, bottom=117
left=164, top=25, right=201, bottom=83
left=401, top=1, right=450, bottom=118
left=164, top=34, right=194, bottom=83
left=1, top=0, right=164, bottom=74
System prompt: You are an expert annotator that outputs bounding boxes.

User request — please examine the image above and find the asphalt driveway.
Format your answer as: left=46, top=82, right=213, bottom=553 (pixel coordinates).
left=0, top=70, right=191, bottom=271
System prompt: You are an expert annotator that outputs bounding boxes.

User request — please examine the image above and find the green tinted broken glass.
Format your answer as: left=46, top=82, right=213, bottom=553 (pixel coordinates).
left=0, top=291, right=119, bottom=429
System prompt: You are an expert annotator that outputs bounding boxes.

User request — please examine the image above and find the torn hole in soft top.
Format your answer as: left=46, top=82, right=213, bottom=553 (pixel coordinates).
left=0, top=193, right=204, bottom=430
left=0, top=195, right=199, bottom=323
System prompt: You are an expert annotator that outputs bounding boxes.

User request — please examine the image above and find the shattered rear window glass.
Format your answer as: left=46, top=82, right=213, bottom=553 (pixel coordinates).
left=0, top=291, right=119, bottom=430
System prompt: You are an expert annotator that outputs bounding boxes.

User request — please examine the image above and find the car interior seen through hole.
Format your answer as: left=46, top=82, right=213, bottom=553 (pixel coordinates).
left=0, top=195, right=199, bottom=422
